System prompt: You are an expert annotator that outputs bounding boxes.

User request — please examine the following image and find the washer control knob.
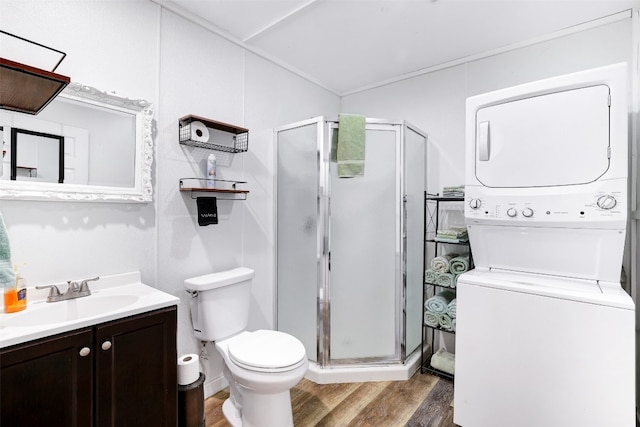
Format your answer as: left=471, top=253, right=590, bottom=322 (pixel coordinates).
left=522, top=208, right=534, bottom=218
left=597, top=195, right=617, bottom=210
left=469, top=198, right=481, bottom=209
left=506, top=208, right=517, bottom=217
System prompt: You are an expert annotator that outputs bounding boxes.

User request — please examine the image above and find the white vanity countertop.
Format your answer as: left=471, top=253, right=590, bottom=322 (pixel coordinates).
left=0, top=271, right=179, bottom=349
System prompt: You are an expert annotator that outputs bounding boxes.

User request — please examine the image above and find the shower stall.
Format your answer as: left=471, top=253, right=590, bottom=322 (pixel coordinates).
left=275, top=116, right=427, bottom=382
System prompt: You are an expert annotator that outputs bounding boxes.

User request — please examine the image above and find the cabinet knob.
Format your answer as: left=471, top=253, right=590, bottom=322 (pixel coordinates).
left=101, top=341, right=112, bottom=351
left=79, top=347, right=91, bottom=357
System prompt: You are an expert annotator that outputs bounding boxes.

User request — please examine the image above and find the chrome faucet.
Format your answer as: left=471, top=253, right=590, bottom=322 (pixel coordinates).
left=36, top=276, right=100, bottom=303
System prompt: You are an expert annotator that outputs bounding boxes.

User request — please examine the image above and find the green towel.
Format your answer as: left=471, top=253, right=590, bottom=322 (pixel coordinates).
left=0, top=212, right=15, bottom=287
left=447, top=298, right=457, bottom=319
left=424, top=290, right=455, bottom=314
left=435, top=272, right=455, bottom=288
left=424, top=268, right=437, bottom=284
left=337, top=113, right=366, bottom=177
left=450, top=255, right=470, bottom=274
left=438, top=313, right=454, bottom=331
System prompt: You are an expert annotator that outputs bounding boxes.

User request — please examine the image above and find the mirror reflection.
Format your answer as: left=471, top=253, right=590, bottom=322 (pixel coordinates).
left=10, top=128, right=64, bottom=183
left=1, top=95, right=136, bottom=187
left=0, top=83, right=153, bottom=202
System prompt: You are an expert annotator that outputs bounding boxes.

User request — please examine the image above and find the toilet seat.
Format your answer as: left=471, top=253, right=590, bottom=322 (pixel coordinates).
left=228, top=330, right=307, bottom=373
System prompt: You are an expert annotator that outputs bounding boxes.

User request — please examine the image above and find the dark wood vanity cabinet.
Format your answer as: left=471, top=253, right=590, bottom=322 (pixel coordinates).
left=0, top=327, right=94, bottom=426
left=0, top=306, right=177, bottom=427
left=95, top=306, right=177, bottom=427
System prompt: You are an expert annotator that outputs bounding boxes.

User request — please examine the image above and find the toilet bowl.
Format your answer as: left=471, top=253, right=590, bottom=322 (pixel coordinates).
left=216, top=330, right=308, bottom=427
left=184, top=268, right=308, bottom=427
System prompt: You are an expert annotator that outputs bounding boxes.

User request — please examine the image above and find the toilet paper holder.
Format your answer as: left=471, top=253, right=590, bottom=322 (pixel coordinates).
left=178, top=115, right=249, bottom=153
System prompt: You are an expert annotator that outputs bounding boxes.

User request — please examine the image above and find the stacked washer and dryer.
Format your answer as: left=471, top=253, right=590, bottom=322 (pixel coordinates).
left=454, top=63, right=635, bottom=427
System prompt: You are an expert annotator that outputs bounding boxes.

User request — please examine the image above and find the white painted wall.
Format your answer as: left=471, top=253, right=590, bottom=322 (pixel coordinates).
left=0, top=0, right=160, bottom=286
left=343, top=18, right=633, bottom=196
left=342, top=13, right=638, bottom=404
left=0, top=0, right=339, bottom=396
left=155, top=8, right=339, bottom=393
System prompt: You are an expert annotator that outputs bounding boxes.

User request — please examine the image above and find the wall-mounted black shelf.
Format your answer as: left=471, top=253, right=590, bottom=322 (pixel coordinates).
left=178, top=115, right=248, bottom=153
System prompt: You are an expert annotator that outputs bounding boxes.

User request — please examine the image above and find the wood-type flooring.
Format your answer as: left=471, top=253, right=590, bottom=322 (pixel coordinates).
left=204, top=371, right=458, bottom=427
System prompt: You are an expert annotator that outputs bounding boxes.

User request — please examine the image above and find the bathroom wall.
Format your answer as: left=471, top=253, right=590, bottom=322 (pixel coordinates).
left=341, top=17, right=634, bottom=196
left=155, top=8, right=339, bottom=393
left=0, top=0, right=339, bottom=396
left=0, top=0, right=161, bottom=286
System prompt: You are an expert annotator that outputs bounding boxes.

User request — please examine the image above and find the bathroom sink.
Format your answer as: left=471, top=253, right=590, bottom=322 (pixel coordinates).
left=0, top=271, right=179, bottom=348
left=2, top=295, right=140, bottom=327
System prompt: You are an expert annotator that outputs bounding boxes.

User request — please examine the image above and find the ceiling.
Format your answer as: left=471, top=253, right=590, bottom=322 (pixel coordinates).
left=165, top=0, right=637, bottom=95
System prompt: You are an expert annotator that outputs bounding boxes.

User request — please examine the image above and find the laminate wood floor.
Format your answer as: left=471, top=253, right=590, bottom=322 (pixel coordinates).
left=204, top=371, right=459, bottom=427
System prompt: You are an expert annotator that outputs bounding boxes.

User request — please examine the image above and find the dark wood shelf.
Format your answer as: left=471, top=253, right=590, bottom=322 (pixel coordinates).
left=178, top=115, right=249, bottom=153
left=0, top=57, right=70, bottom=115
left=179, top=187, right=248, bottom=194
left=179, top=178, right=249, bottom=200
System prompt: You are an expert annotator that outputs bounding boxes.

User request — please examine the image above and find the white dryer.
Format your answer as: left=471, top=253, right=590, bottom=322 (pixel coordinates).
left=453, top=63, right=635, bottom=427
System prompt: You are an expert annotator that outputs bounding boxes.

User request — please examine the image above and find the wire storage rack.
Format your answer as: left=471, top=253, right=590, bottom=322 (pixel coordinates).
left=178, top=115, right=248, bottom=153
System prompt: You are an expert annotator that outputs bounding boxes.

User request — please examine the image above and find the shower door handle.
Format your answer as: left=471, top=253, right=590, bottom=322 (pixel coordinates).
left=402, top=195, right=407, bottom=240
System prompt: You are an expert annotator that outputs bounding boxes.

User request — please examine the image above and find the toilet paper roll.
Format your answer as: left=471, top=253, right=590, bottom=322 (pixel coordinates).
left=177, top=353, right=200, bottom=386
left=190, top=121, right=210, bottom=143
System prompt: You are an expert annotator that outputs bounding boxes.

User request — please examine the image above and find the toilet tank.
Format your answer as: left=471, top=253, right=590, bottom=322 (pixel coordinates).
left=184, top=267, right=255, bottom=341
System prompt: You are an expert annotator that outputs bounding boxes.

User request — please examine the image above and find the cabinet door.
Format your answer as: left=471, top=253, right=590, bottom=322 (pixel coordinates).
left=0, top=328, right=93, bottom=427
left=94, top=307, right=177, bottom=427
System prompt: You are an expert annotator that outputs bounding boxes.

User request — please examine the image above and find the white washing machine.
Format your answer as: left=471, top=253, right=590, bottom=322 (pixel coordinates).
left=453, top=63, right=635, bottom=427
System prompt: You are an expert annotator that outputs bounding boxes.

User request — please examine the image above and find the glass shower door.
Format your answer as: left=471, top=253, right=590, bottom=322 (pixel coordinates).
left=404, top=125, right=426, bottom=356
left=276, top=119, right=322, bottom=362
left=328, top=124, right=400, bottom=362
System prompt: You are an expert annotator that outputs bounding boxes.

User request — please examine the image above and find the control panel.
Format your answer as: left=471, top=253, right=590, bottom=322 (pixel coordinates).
left=465, top=181, right=627, bottom=229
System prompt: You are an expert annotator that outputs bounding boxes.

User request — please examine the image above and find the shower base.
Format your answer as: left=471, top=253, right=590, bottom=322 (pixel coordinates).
left=304, top=350, right=421, bottom=384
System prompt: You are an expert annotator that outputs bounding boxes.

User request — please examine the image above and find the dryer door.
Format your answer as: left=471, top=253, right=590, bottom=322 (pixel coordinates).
left=474, top=85, right=610, bottom=188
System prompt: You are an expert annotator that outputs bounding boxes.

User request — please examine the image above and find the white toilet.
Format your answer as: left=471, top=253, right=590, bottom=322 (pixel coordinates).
left=184, top=267, right=308, bottom=427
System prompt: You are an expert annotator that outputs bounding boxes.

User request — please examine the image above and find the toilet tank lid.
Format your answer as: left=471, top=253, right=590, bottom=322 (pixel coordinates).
left=184, top=267, right=255, bottom=291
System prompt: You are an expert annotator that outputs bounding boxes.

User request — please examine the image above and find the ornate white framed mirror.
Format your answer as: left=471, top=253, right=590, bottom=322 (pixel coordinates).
left=0, top=83, right=153, bottom=202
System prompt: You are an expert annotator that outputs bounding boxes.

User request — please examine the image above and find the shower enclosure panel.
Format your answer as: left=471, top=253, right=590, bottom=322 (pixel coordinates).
left=328, top=123, right=399, bottom=363
left=276, top=117, right=426, bottom=368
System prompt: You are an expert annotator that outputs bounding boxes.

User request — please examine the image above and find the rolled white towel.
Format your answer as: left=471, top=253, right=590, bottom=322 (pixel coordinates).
left=430, top=253, right=459, bottom=273
left=424, top=310, right=439, bottom=328
left=425, top=290, right=455, bottom=314
left=430, top=348, right=455, bottom=375
left=451, top=318, right=456, bottom=332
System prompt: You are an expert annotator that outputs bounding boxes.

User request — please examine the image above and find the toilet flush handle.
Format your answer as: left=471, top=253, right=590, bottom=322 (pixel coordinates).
left=186, top=289, right=198, bottom=298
